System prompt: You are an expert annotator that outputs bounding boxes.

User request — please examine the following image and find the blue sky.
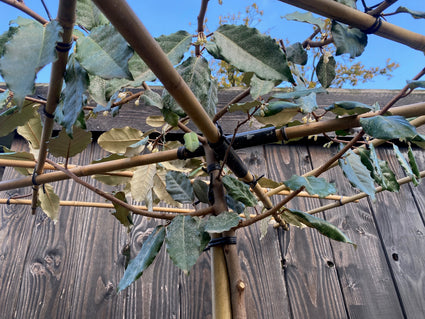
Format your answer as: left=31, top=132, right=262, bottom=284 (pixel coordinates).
left=0, top=0, right=424, bottom=89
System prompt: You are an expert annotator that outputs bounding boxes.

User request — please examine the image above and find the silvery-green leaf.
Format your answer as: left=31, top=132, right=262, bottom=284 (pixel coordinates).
left=395, top=6, right=425, bottom=19
left=222, top=175, right=257, bottom=207
left=286, top=42, right=308, bottom=65
left=206, top=24, right=294, bottom=83
left=406, top=80, right=425, bottom=89
left=283, top=175, right=336, bottom=198
left=205, top=211, right=240, bottom=233
left=192, top=179, right=209, bottom=204
left=76, top=0, right=109, bottom=30
left=326, top=101, right=378, bottom=116
left=166, top=170, right=194, bottom=203
left=272, top=86, right=326, bottom=100
left=249, top=74, right=278, bottom=99
left=283, top=12, right=326, bottom=30
left=0, top=19, right=62, bottom=108
left=316, top=54, right=336, bottom=88
left=360, top=115, right=418, bottom=141
left=331, top=21, right=367, bottom=58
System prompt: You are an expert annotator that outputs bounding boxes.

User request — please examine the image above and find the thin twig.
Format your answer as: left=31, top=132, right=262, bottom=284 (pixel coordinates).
left=195, top=0, right=209, bottom=57
left=213, top=88, right=251, bottom=123
left=0, top=0, right=48, bottom=24
left=40, top=0, right=52, bottom=20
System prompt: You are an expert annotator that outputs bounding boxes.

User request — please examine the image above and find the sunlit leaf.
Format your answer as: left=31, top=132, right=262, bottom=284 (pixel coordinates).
left=39, top=183, right=60, bottom=221
left=98, top=127, right=143, bottom=154
left=0, top=146, right=34, bottom=175
left=183, top=132, right=200, bottom=152
left=0, top=101, right=38, bottom=137
left=166, top=170, right=194, bottom=203
left=112, top=191, right=133, bottom=230
left=0, top=18, right=62, bottom=108
left=339, top=146, right=376, bottom=200
left=406, top=80, right=425, bottom=89
left=286, top=209, right=356, bottom=247
left=55, top=54, right=89, bottom=136
left=124, top=137, right=148, bottom=157
left=272, top=86, right=326, bottom=100
left=395, top=6, right=425, bottom=19
left=166, top=215, right=204, bottom=274
left=49, top=126, right=92, bottom=158
left=283, top=175, right=336, bottom=198
left=249, top=75, right=278, bottom=99
left=206, top=24, right=294, bottom=83
left=205, top=211, right=240, bottom=233
left=360, top=115, right=418, bottom=141
left=17, top=111, right=42, bottom=155
left=117, top=225, right=165, bottom=291
left=331, top=21, right=367, bottom=58
left=130, top=164, right=156, bottom=202
left=146, top=115, right=166, bottom=127
left=76, top=24, right=133, bottom=79
left=254, top=102, right=299, bottom=127
left=76, top=0, right=109, bottom=30
left=222, top=175, right=257, bottom=207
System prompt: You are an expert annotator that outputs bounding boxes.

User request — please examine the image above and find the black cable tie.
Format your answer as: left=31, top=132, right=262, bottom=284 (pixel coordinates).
left=6, top=196, right=11, bottom=205
left=339, top=196, right=344, bottom=206
left=207, top=163, right=221, bottom=173
left=248, top=174, right=264, bottom=188
left=204, top=236, right=237, bottom=251
left=281, top=127, right=289, bottom=141
left=363, top=17, right=382, bottom=34
left=43, top=105, right=55, bottom=119
left=32, top=170, right=40, bottom=186
left=56, top=41, right=73, bottom=52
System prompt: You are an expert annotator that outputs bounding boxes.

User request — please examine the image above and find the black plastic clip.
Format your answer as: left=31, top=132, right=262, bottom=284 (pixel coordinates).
left=248, top=174, right=264, bottom=188
left=32, top=170, right=40, bottom=186
left=43, top=105, right=55, bottom=119
left=204, top=236, right=237, bottom=251
left=363, top=17, right=382, bottom=34
left=56, top=41, right=73, bottom=53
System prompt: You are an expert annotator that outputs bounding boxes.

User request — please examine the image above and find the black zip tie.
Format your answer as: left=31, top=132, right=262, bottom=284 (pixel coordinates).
left=281, top=127, right=288, bottom=141
left=207, top=163, right=221, bottom=173
left=6, top=196, right=11, bottom=205
left=204, top=236, right=237, bottom=251
left=339, top=195, right=344, bottom=206
left=363, top=17, right=382, bottom=34
left=32, top=170, right=40, bottom=186
left=248, top=174, right=264, bottom=188
left=56, top=41, right=73, bottom=53
left=43, top=105, right=55, bottom=119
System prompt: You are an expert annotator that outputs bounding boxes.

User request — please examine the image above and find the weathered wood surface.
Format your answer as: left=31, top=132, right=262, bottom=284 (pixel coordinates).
left=1, top=137, right=425, bottom=318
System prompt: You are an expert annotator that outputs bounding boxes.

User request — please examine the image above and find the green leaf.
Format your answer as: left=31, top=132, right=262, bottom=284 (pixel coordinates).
left=331, top=21, right=367, bottom=58
left=140, top=90, right=163, bottom=109
left=0, top=19, right=62, bottom=108
left=286, top=209, right=356, bottom=247
left=55, top=54, right=89, bottom=136
left=166, top=171, right=194, bottom=203
left=360, top=115, right=418, bottom=141
left=222, top=175, right=257, bottom=207
left=206, top=24, right=294, bottom=83
left=76, top=0, right=109, bottom=30
left=162, top=56, right=217, bottom=119
left=249, top=75, right=278, bottom=100
left=339, top=146, right=376, bottom=200
left=112, top=191, right=133, bottom=230
left=118, top=225, right=165, bottom=291
left=283, top=12, right=326, bottom=30
left=406, top=80, right=425, bottom=89
left=295, top=89, right=319, bottom=113
left=393, top=144, right=417, bottom=185
left=256, top=101, right=299, bottom=117
left=76, top=24, right=133, bottom=80
left=408, top=144, right=421, bottom=186
left=272, top=87, right=326, bottom=100
left=316, top=54, right=336, bottom=88
left=411, top=134, right=425, bottom=149
left=17, top=112, right=42, bottom=156
left=228, top=100, right=262, bottom=113
left=225, top=195, right=245, bottom=214
left=0, top=147, right=34, bottom=176
left=166, top=215, right=204, bottom=274
left=335, top=0, right=357, bottom=9
left=205, top=211, right=240, bottom=233
left=152, top=171, right=182, bottom=207
left=0, top=101, right=38, bottom=137
left=98, top=127, right=143, bottom=154
left=286, top=42, right=308, bottom=65
left=48, top=126, right=92, bottom=158
left=130, top=164, right=157, bottom=202
left=326, top=101, right=378, bottom=116
left=258, top=177, right=283, bottom=189
left=184, top=132, right=200, bottom=152
left=395, top=6, right=425, bottom=19
left=0, top=26, right=18, bottom=58
left=283, top=175, right=336, bottom=198
left=192, top=179, right=209, bottom=204
left=39, top=183, right=60, bottom=221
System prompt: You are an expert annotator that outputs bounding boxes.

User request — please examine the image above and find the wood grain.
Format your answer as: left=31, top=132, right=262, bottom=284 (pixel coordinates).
left=264, top=144, right=347, bottom=319
left=308, top=145, right=404, bottom=319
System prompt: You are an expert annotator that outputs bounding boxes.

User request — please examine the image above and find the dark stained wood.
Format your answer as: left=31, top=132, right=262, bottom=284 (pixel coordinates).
left=308, top=146, right=404, bottom=319
left=371, top=147, right=425, bottom=318
left=264, top=144, right=348, bottom=319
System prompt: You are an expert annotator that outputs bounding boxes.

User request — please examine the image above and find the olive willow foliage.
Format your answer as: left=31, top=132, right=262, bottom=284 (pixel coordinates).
left=0, top=0, right=424, bottom=292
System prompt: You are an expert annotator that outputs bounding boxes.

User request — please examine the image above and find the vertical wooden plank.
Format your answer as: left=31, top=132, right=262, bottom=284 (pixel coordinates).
left=309, top=145, right=404, bottom=319
left=2, top=141, right=127, bottom=318
left=265, top=144, right=348, bottom=319
left=235, top=146, right=291, bottom=319
left=373, top=146, right=425, bottom=317
left=0, top=140, right=36, bottom=318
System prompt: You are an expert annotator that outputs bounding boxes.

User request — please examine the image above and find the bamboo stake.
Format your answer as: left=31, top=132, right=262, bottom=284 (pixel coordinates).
left=91, top=0, right=220, bottom=144
left=0, top=149, right=178, bottom=191
left=30, top=0, right=77, bottom=213
left=278, top=0, right=425, bottom=53
left=307, top=170, right=425, bottom=215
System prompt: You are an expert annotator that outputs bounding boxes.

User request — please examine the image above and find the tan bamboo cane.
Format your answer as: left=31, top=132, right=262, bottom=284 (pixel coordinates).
left=30, top=0, right=77, bottom=213
left=278, top=0, right=425, bottom=53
